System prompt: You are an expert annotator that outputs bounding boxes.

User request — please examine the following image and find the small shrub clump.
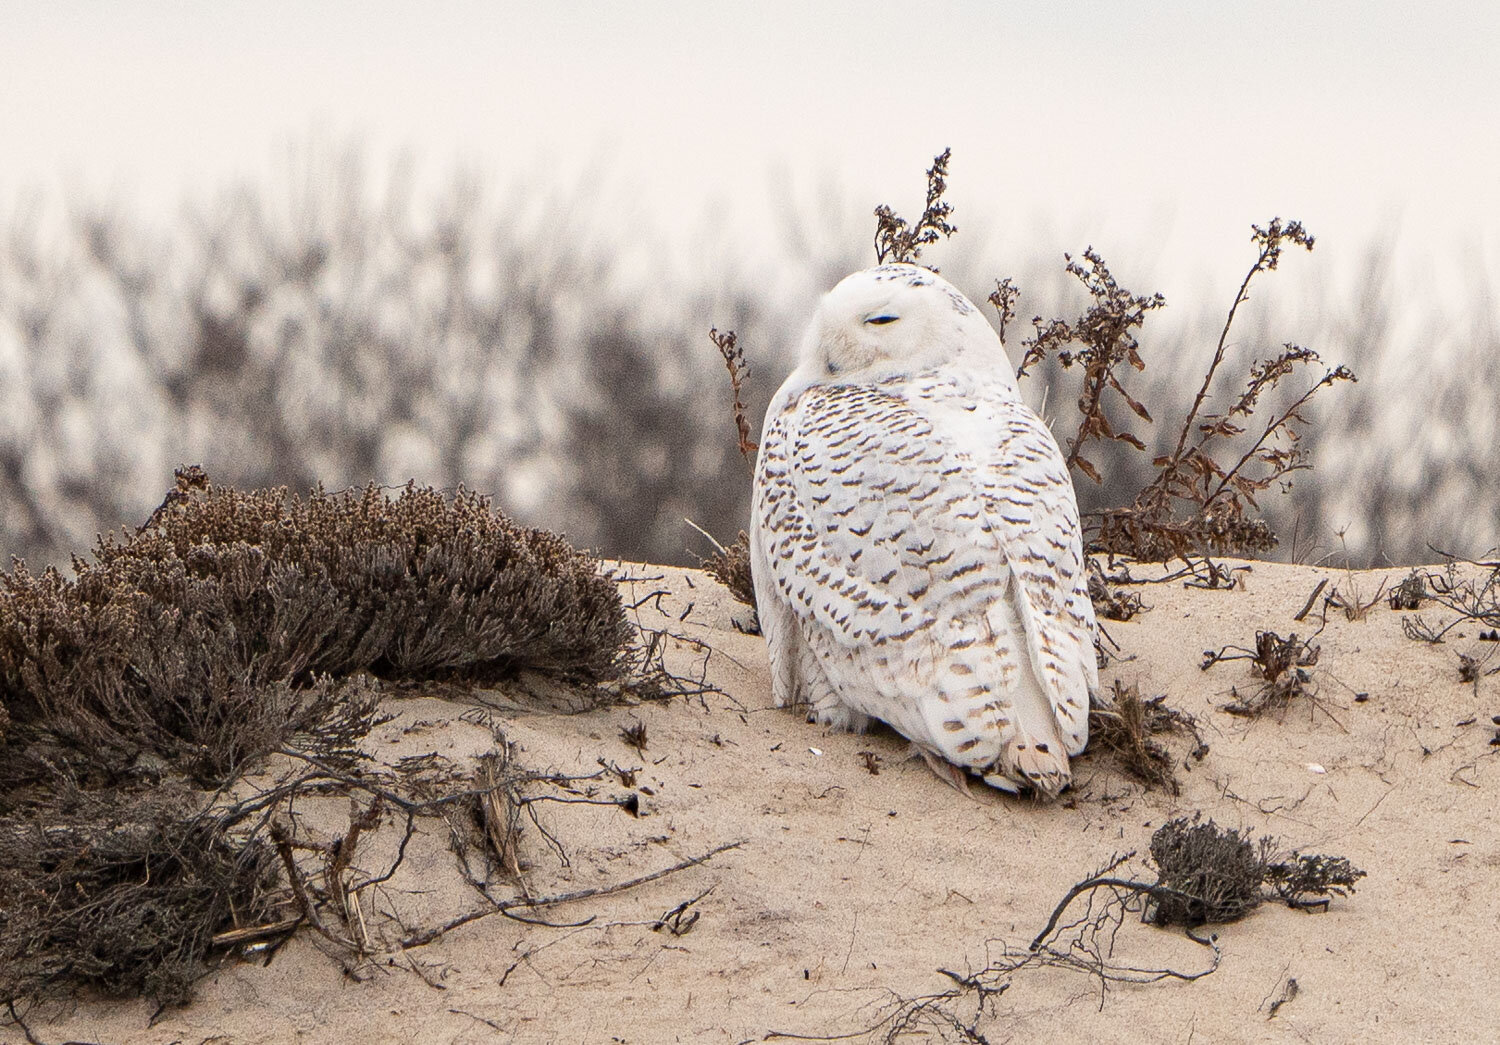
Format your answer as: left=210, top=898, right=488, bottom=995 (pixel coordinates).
left=1147, top=815, right=1365, bottom=927
left=1201, top=630, right=1321, bottom=717
left=1087, top=680, right=1207, bottom=794
left=0, top=467, right=633, bottom=784
left=1086, top=557, right=1145, bottom=621
left=1147, top=816, right=1268, bottom=925
left=699, top=530, right=756, bottom=609
left=0, top=783, right=279, bottom=1008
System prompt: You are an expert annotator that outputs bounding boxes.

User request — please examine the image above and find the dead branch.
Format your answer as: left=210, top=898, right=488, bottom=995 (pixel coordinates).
left=398, top=840, right=744, bottom=950
left=709, top=328, right=758, bottom=463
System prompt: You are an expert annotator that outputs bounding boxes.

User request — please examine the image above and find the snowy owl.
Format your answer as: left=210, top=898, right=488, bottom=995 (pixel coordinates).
left=750, top=263, right=1097, bottom=796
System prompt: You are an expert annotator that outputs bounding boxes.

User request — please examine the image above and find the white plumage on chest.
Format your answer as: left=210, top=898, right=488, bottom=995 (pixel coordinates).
left=750, top=264, right=1097, bottom=796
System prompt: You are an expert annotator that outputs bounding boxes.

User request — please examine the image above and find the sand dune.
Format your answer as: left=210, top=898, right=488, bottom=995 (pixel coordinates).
left=22, top=559, right=1500, bottom=1044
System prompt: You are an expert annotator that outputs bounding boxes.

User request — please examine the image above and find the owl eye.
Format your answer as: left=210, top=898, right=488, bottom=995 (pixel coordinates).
left=866, top=314, right=899, bottom=325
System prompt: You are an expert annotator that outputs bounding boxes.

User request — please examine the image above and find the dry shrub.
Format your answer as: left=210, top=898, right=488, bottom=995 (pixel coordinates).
left=0, top=467, right=633, bottom=784
left=1086, top=557, right=1144, bottom=621
left=1400, top=560, right=1500, bottom=644
left=1087, top=680, right=1206, bottom=794
left=1015, top=220, right=1355, bottom=561
left=1262, top=851, right=1367, bottom=910
left=1148, top=816, right=1364, bottom=927
left=699, top=530, right=756, bottom=609
left=1146, top=816, right=1267, bottom=926
left=1030, top=815, right=1365, bottom=967
left=873, top=148, right=956, bottom=266
left=0, top=467, right=652, bottom=1011
left=0, top=782, right=277, bottom=1007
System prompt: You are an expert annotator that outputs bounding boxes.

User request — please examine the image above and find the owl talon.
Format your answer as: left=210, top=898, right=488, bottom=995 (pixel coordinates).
left=906, top=745, right=978, bottom=800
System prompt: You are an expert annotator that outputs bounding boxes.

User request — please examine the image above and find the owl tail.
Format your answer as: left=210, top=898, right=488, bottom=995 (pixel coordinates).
left=985, top=729, right=1071, bottom=797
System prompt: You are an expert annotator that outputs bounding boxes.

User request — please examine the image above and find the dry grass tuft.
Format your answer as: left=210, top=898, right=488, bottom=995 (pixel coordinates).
left=1388, top=570, right=1427, bottom=611
left=1087, top=680, right=1207, bottom=794
left=1201, top=630, right=1321, bottom=717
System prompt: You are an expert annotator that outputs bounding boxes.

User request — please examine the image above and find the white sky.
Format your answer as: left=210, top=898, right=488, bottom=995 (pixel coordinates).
left=2, top=1, right=1497, bottom=305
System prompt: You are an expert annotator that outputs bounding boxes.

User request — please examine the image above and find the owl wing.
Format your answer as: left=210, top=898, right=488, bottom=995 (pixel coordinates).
left=931, top=377, right=1098, bottom=754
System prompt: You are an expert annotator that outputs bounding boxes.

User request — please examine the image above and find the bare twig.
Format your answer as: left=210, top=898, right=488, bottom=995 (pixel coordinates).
left=1293, top=578, right=1329, bottom=621
left=709, top=328, right=758, bottom=462
left=398, top=840, right=744, bottom=950
left=872, top=148, right=956, bottom=265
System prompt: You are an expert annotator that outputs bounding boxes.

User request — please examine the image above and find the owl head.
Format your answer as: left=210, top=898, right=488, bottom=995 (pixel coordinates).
left=795, top=264, right=1014, bottom=386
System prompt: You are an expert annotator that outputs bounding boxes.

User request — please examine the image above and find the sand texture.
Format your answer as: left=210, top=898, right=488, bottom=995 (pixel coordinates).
left=16, top=559, right=1500, bottom=1044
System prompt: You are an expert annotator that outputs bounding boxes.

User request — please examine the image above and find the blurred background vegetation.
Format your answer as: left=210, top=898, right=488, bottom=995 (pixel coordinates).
left=2, top=145, right=1496, bottom=571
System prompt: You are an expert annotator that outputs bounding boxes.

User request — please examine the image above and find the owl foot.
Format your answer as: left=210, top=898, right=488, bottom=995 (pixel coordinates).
left=806, top=700, right=872, bottom=734
left=905, top=744, right=978, bottom=800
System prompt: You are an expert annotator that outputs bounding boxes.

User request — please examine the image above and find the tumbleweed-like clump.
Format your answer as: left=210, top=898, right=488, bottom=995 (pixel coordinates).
left=1148, top=816, right=1267, bottom=926
left=1146, top=815, right=1365, bottom=927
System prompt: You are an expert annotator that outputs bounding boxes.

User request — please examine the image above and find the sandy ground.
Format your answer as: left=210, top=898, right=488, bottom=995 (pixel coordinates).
left=12, top=558, right=1500, bottom=1044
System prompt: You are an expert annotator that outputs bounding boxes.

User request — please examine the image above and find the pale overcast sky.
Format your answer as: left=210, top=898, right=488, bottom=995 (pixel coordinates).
left=2, top=1, right=1496, bottom=302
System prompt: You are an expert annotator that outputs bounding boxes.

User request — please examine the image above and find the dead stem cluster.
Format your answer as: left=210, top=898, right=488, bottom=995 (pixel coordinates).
left=872, top=148, right=956, bottom=266
left=1086, top=557, right=1145, bottom=621
left=1399, top=559, right=1500, bottom=644
left=1085, top=680, right=1207, bottom=794
left=1201, top=630, right=1322, bottom=717
left=1392, top=558, right=1500, bottom=686
left=1041, top=221, right=1353, bottom=561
